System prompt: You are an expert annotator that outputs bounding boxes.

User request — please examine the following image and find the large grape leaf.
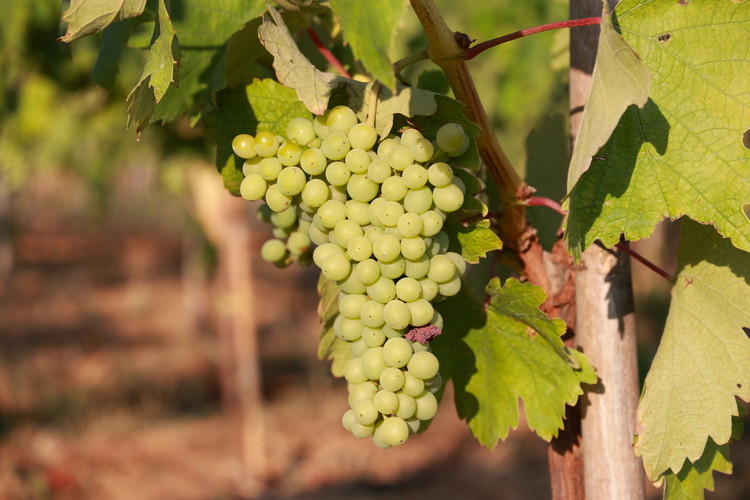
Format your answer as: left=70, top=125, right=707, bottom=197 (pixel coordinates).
left=565, top=0, right=750, bottom=257
left=444, top=219, right=502, bottom=264
left=662, top=438, right=732, bottom=500
left=60, top=0, right=147, bottom=42
left=432, top=278, right=596, bottom=445
left=634, top=220, right=750, bottom=481
left=328, top=0, right=407, bottom=90
left=202, top=79, right=310, bottom=194
left=126, top=0, right=179, bottom=133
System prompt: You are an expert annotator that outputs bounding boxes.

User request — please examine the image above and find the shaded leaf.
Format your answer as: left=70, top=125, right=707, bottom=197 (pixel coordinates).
left=634, top=220, right=750, bottom=480
left=91, top=20, right=133, bottom=88
left=445, top=219, right=502, bottom=264
left=316, top=274, right=350, bottom=377
left=61, top=0, right=147, bottom=42
left=663, top=439, right=732, bottom=500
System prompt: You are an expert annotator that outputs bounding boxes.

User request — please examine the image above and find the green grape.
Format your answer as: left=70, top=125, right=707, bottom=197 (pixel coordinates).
left=371, top=422, right=391, bottom=449
left=351, top=421, right=376, bottom=439
left=419, top=278, right=439, bottom=301
left=381, top=416, right=409, bottom=446
left=367, top=198, right=386, bottom=227
left=345, top=148, right=372, bottom=174
left=353, top=400, right=379, bottom=425
left=239, top=174, right=267, bottom=201
left=383, top=336, right=413, bottom=368
left=321, top=252, right=351, bottom=281
left=272, top=227, right=291, bottom=240
left=348, top=381, right=378, bottom=407
left=362, top=326, right=386, bottom=347
left=348, top=122, right=378, bottom=150
left=387, top=145, right=413, bottom=171
left=372, top=234, right=402, bottom=263
left=270, top=206, right=297, bottom=229
left=384, top=227, right=403, bottom=240
left=317, top=200, right=347, bottom=229
left=339, top=293, right=368, bottom=319
left=435, top=123, right=465, bottom=154
left=366, top=275, right=396, bottom=304
left=414, top=390, right=438, bottom=420
left=397, top=212, right=424, bottom=238
left=433, top=183, right=465, bottom=213
left=308, top=224, right=329, bottom=246
left=345, top=200, right=370, bottom=226
left=378, top=256, right=406, bottom=280
left=259, top=157, right=283, bottom=181
left=379, top=201, right=404, bottom=228
left=333, top=219, right=364, bottom=248
left=399, top=128, right=423, bottom=150
left=374, top=389, right=400, bottom=415
left=382, top=324, right=406, bottom=339
left=261, top=239, right=287, bottom=263
left=242, top=156, right=262, bottom=176
left=407, top=299, right=433, bottom=327
left=452, top=175, right=466, bottom=194
left=404, top=255, right=430, bottom=279
left=313, top=113, right=330, bottom=139
left=377, top=137, right=399, bottom=159
left=446, top=251, right=467, bottom=275
left=327, top=105, right=358, bottom=134
left=360, top=300, right=386, bottom=328
left=351, top=338, right=369, bottom=357
left=395, top=392, right=417, bottom=419
left=448, top=133, right=470, bottom=157
left=362, top=347, right=388, bottom=380
left=300, top=148, right=328, bottom=175
left=337, top=266, right=367, bottom=294
left=428, top=254, right=457, bottom=283
left=430, top=310, right=444, bottom=330
left=254, top=131, right=280, bottom=157
left=384, top=298, right=413, bottom=330
left=308, top=137, right=322, bottom=148
left=277, top=141, right=302, bottom=166
left=364, top=225, right=385, bottom=244
left=321, top=131, right=351, bottom=160
left=407, top=351, right=439, bottom=380
left=265, top=184, right=292, bottom=212
left=430, top=231, right=450, bottom=255
left=232, top=134, right=257, bottom=159
left=330, top=183, right=348, bottom=203
left=396, top=277, right=422, bottom=303
left=402, top=372, right=425, bottom=397
left=347, top=236, right=373, bottom=262
left=313, top=242, right=344, bottom=268
left=402, top=164, right=428, bottom=189
left=301, top=178, right=330, bottom=208
left=366, top=159, right=392, bottom=184
left=381, top=176, right=408, bottom=202
left=400, top=236, right=427, bottom=260
left=276, top=166, right=306, bottom=196
left=342, top=408, right=356, bottom=432
left=403, top=186, right=433, bottom=214
left=334, top=316, right=364, bottom=341
left=286, top=117, right=316, bottom=145
left=425, top=373, right=443, bottom=394
left=347, top=174, right=379, bottom=202
left=380, top=367, right=405, bottom=392
left=438, top=275, right=462, bottom=297
left=410, top=137, right=434, bottom=163
left=411, top=340, right=430, bottom=353
left=355, top=259, right=381, bottom=285
left=420, top=210, right=444, bottom=237
left=325, top=161, right=351, bottom=186
left=427, top=162, right=453, bottom=187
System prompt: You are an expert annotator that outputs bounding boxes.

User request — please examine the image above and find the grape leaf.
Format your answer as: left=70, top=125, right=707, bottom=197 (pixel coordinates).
left=60, top=0, right=147, bottom=42
left=150, top=0, right=267, bottom=123
left=316, top=274, right=351, bottom=377
left=662, top=438, right=732, bottom=500
left=565, top=0, right=750, bottom=257
left=445, top=219, right=502, bottom=264
left=565, top=2, right=651, bottom=192
left=432, top=278, right=596, bottom=445
left=634, top=220, right=750, bottom=480
left=91, top=21, right=133, bottom=88
left=328, top=0, right=407, bottom=90
left=202, top=78, right=310, bottom=195
left=126, top=0, right=179, bottom=133
left=317, top=273, right=339, bottom=325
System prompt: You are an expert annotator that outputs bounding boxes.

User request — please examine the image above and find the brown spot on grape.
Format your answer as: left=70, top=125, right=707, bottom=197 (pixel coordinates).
left=406, top=324, right=442, bottom=344
left=678, top=0, right=690, bottom=5
left=738, top=383, right=743, bottom=389
left=658, top=33, right=671, bottom=42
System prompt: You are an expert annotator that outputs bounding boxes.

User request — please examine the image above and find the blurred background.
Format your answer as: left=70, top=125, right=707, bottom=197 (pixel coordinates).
left=0, top=1, right=746, bottom=499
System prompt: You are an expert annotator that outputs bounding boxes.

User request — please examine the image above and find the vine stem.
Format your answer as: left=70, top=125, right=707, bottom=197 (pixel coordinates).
left=306, top=26, right=351, bottom=78
left=393, top=49, right=429, bottom=86
left=461, top=17, right=602, bottom=60
left=366, top=81, right=382, bottom=126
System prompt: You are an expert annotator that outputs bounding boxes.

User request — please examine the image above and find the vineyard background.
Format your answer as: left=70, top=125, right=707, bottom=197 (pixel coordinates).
left=0, top=0, right=747, bottom=498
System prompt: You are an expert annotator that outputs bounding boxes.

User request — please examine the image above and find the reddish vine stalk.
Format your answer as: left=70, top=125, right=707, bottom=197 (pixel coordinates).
left=306, top=26, right=352, bottom=78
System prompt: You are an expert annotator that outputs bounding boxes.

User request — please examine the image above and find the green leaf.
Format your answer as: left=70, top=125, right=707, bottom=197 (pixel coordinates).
left=445, top=219, right=502, bottom=264
left=60, top=0, right=147, bottom=42
left=317, top=273, right=339, bottom=325
left=126, top=0, right=179, bottom=133
left=316, top=273, right=351, bottom=377
left=202, top=78, right=311, bottom=195
left=663, top=439, right=732, bottom=500
left=151, top=0, right=267, bottom=123
left=328, top=0, right=407, bottom=90
left=565, top=2, right=651, bottom=193
left=565, top=0, right=750, bottom=257
left=431, top=278, right=595, bottom=446
left=634, top=220, right=750, bottom=480
left=91, top=21, right=132, bottom=88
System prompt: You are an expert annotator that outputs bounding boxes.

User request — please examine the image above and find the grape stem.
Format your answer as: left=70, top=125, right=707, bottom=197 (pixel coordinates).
left=306, top=26, right=352, bottom=78
left=461, top=17, right=602, bottom=60
left=523, top=197, right=672, bottom=280
left=392, top=49, right=429, bottom=86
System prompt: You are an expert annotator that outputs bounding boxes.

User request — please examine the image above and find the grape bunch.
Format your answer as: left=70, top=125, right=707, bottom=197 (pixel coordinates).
left=232, top=105, right=472, bottom=447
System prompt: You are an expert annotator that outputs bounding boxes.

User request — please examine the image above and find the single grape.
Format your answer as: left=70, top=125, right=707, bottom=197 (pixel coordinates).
left=339, top=293, right=368, bottom=319
left=300, top=148, right=328, bottom=175
left=317, top=200, right=347, bottom=229
left=403, top=186, right=433, bottom=214
left=286, top=117, right=316, bottom=145
left=313, top=242, right=344, bottom=268
left=337, top=266, right=367, bottom=294
left=270, top=206, right=297, bottom=229
left=287, top=231, right=311, bottom=255
left=276, top=166, right=306, bottom=196
left=326, top=105, right=358, bottom=134
left=347, top=236, right=373, bottom=262
left=409, top=137, right=434, bottom=163
left=254, top=131, right=280, bottom=157
left=433, top=183, right=465, bottom=213
left=400, top=236, right=427, bottom=260
left=407, top=351, right=439, bottom=380
left=419, top=278, right=439, bottom=301
left=232, top=134, right=257, bottom=159
left=399, top=128, right=424, bottom=149
left=351, top=338, right=369, bottom=357
left=362, top=326, right=386, bottom=347
left=242, top=156, right=262, bottom=176
left=301, top=178, right=330, bottom=208
left=427, top=162, right=453, bottom=187
left=353, top=400, right=379, bottom=425
left=435, top=123, right=465, bottom=154
left=362, top=347, right=388, bottom=380
left=261, top=239, right=287, bottom=263
left=381, top=176, right=408, bottom=201
left=347, top=174, right=379, bottom=202
left=414, top=390, right=438, bottom=420
left=313, top=113, right=330, bottom=139
left=402, top=372, right=425, bottom=397
left=438, top=275, right=462, bottom=297
left=321, top=252, right=351, bottom=281
left=321, top=131, right=351, bottom=160
left=382, top=324, right=406, bottom=339
left=355, top=258, right=381, bottom=285
left=428, top=254, right=457, bottom=283
left=345, top=200, right=370, bottom=226
left=395, top=277, right=422, bottom=303
left=380, top=367, right=406, bottom=392
left=397, top=212, right=424, bottom=238
left=372, top=234, right=402, bottom=263
left=374, top=390, right=399, bottom=415
left=395, top=393, right=417, bottom=419
left=371, top=422, right=391, bottom=449
left=259, top=157, right=283, bottom=181
left=345, top=148, right=372, bottom=174
left=366, top=159, right=392, bottom=184
left=366, top=275, right=396, bottom=304
left=277, top=141, right=302, bottom=166
left=265, top=184, right=292, bottom=212
left=383, top=336, right=413, bottom=368
left=308, top=224, right=329, bottom=246
left=342, top=408, right=356, bottom=432
left=407, top=299, right=434, bottom=327
left=378, top=256, right=406, bottom=280
left=377, top=137, right=399, bottom=159
left=379, top=201, right=405, bottom=228
left=364, top=225, right=385, bottom=244
left=325, top=161, right=351, bottom=186
left=334, top=316, right=364, bottom=341
left=332, top=219, right=363, bottom=248
left=404, top=255, right=430, bottom=279
left=348, top=122, right=378, bottom=150
left=420, top=210, right=444, bottom=237
left=402, top=164, right=428, bottom=189
left=239, top=174, right=267, bottom=201
left=445, top=251, right=467, bottom=275
left=350, top=421, right=375, bottom=439
left=360, top=300, right=386, bottom=328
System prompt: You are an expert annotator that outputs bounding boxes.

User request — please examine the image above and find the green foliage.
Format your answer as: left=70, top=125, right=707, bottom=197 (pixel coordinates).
left=60, top=0, right=147, bottom=42
left=328, top=0, right=407, bottom=90
left=316, top=275, right=351, bottom=377
left=663, top=439, right=732, bottom=500
left=444, top=219, right=502, bottom=264
left=634, top=220, right=750, bottom=480
left=432, top=278, right=595, bottom=445
left=566, top=0, right=750, bottom=256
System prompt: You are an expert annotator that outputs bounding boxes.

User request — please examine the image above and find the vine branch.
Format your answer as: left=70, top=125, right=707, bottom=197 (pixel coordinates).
left=306, top=26, right=351, bottom=78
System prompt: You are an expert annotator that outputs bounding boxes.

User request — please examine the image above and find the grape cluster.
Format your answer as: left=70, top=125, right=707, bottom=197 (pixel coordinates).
left=233, top=106, right=472, bottom=447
